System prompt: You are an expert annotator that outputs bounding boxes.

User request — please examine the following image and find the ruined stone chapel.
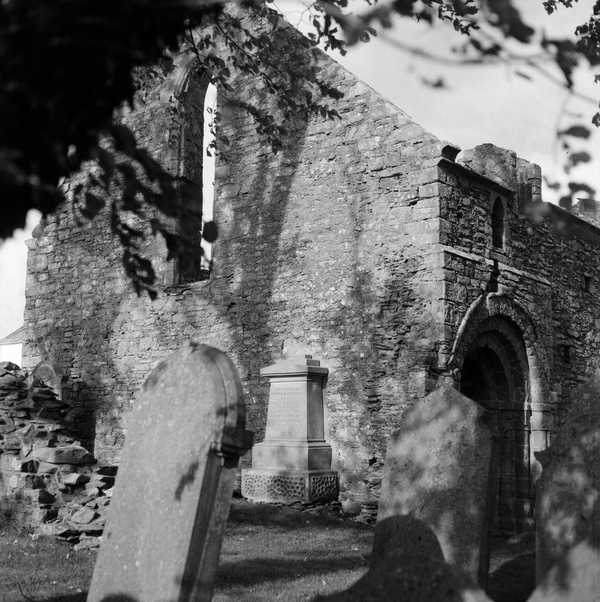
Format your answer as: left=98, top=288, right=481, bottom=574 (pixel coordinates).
left=18, top=15, right=600, bottom=540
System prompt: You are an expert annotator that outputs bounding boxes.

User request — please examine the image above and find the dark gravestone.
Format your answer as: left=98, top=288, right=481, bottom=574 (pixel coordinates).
left=314, top=515, right=491, bottom=602
left=370, top=515, right=444, bottom=568
left=378, top=385, right=494, bottom=585
left=87, top=343, right=253, bottom=602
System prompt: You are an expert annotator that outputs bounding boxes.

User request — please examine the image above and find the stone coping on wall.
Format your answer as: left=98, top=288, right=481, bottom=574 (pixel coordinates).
left=438, top=157, right=515, bottom=196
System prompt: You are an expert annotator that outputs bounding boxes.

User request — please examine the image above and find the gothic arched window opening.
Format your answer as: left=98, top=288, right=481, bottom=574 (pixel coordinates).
left=492, top=197, right=505, bottom=249
left=177, top=76, right=217, bottom=284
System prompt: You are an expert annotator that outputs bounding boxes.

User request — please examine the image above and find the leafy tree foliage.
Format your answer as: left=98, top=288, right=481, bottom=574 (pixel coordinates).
left=2, top=1, right=600, bottom=294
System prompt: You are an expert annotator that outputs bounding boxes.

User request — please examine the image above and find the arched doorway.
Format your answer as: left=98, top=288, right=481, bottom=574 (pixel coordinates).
left=459, top=317, right=533, bottom=536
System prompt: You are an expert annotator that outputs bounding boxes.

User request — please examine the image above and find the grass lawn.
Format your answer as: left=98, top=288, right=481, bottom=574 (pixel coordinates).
left=215, top=501, right=372, bottom=601
left=0, top=500, right=373, bottom=602
left=0, top=530, right=95, bottom=602
left=0, top=500, right=535, bottom=602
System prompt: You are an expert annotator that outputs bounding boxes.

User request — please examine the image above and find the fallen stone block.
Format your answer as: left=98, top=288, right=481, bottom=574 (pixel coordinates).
left=61, top=472, right=90, bottom=487
left=55, top=528, right=81, bottom=543
left=36, top=461, right=59, bottom=474
left=74, top=535, right=101, bottom=552
left=84, top=485, right=101, bottom=497
left=0, top=417, right=16, bottom=434
left=95, top=465, right=118, bottom=477
left=33, top=445, right=95, bottom=465
left=81, top=517, right=105, bottom=534
left=2, top=435, right=22, bottom=452
left=22, top=488, right=55, bottom=506
left=70, top=506, right=96, bottom=525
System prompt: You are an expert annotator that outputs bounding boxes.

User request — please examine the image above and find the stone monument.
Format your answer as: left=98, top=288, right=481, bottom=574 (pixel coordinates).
left=378, top=385, right=494, bottom=586
left=87, top=343, right=253, bottom=602
left=241, top=355, right=338, bottom=503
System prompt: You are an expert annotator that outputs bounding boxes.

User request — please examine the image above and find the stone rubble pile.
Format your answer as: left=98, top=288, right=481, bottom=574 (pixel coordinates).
left=49, top=465, right=116, bottom=551
left=0, top=361, right=114, bottom=549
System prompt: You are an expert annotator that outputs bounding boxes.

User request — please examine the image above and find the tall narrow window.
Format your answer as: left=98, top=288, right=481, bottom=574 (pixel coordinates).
left=492, top=197, right=505, bottom=249
left=177, top=75, right=216, bottom=283
left=200, top=83, right=217, bottom=276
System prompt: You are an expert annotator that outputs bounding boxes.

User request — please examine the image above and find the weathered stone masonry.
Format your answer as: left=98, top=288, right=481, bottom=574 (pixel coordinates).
left=20, top=17, right=600, bottom=516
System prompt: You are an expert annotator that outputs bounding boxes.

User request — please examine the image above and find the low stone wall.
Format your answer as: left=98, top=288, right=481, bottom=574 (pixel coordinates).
left=0, top=361, right=114, bottom=548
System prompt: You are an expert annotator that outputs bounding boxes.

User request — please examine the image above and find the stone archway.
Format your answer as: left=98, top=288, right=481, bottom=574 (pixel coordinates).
left=460, top=320, right=532, bottom=535
left=448, top=294, right=549, bottom=538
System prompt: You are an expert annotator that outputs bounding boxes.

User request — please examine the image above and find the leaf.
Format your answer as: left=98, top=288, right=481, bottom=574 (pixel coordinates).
left=421, top=76, right=446, bottom=88
left=202, top=220, right=218, bottom=243
left=543, top=176, right=561, bottom=190
left=568, top=151, right=592, bottom=167
left=568, top=181, right=596, bottom=195
left=559, top=125, right=591, bottom=139
left=558, top=195, right=572, bottom=209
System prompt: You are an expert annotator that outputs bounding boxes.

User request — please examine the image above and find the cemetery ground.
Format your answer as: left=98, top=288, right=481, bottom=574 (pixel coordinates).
left=0, top=498, right=535, bottom=602
left=0, top=499, right=372, bottom=602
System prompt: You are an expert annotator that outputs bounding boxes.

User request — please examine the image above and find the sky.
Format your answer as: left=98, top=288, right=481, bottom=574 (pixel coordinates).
left=1, top=0, right=598, bottom=340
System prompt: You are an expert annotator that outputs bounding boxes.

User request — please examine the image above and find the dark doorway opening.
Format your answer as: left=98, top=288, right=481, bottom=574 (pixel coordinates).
left=459, top=317, right=535, bottom=600
left=460, top=329, right=532, bottom=535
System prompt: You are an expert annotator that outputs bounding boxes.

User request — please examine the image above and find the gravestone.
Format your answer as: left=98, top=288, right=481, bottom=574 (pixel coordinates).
left=314, top=515, right=492, bottom=602
left=535, top=391, right=600, bottom=592
left=528, top=540, right=600, bottom=602
left=87, top=343, right=253, bottom=602
left=30, top=361, right=62, bottom=399
left=241, top=355, right=338, bottom=503
left=378, top=385, right=494, bottom=586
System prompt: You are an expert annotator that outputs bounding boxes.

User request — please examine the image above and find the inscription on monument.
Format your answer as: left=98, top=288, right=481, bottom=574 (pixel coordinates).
left=267, top=381, right=307, bottom=440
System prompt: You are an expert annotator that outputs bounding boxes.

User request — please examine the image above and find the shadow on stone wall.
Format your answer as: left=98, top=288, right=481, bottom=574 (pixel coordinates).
left=324, top=239, right=438, bottom=506
left=206, top=118, right=308, bottom=386
left=35, top=297, right=129, bottom=460
left=149, top=114, right=310, bottom=445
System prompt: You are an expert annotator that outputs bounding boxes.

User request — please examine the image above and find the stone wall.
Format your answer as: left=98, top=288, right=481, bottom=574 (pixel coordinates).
left=21, top=17, right=600, bottom=507
left=437, top=149, right=600, bottom=412
left=22, top=20, right=448, bottom=505
left=0, top=361, right=113, bottom=540
left=432, top=147, right=600, bottom=530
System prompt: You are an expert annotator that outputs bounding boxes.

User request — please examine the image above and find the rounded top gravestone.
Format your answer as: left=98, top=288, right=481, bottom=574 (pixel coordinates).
left=87, top=343, right=252, bottom=602
left=30, top=361, right=62, bottom=398
left=377, top=385, right=495, bottom=586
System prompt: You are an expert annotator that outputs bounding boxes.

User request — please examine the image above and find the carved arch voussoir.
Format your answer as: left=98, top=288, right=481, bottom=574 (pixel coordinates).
left=447, top=293, right=549, bottom=404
